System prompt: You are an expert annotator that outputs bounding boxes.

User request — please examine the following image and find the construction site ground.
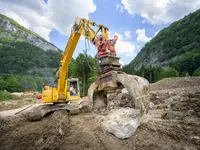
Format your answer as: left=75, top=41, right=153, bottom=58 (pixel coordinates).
left=0, top=77, right=200, bottom=150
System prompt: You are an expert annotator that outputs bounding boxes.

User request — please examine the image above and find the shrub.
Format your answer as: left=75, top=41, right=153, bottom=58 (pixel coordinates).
left=193, top=68, right=200, bottom=76
left=0, top=91, right=13, bottom=101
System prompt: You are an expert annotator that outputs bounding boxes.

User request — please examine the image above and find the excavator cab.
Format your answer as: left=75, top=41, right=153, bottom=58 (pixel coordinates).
left=67, top=78, right=80, bottom=101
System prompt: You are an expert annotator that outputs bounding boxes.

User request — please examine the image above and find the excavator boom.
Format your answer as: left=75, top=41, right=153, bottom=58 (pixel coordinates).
left=32, top=17, right=150, bottom=120
left=42, top=17, right=121, bottom=103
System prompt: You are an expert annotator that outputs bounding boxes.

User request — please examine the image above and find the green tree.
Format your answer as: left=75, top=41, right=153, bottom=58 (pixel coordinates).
left=161, top=67, right=179, bottom=78
left=193, top=68, right=200, bottom=76
left=20, top=76, right=37, bottom=91
left=71, top=53, right=97, bottom=96
left=5, top=76, right=22, bottom=92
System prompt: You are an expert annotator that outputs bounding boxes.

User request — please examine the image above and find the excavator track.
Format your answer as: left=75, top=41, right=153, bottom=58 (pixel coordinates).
left=28, top=102, right=81, bottom=121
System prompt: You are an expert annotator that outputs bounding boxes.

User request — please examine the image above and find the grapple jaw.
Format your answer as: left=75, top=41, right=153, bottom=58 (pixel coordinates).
left=96, top=71, right=118, bottom=91
left=88, top=71, right=150, bottom=117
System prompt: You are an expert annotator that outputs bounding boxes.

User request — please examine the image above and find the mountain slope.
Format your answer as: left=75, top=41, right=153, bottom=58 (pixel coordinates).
left=0, top=14, right=58, bottom=51
left=127, top=9, right=200, bottom=70
left=0, top=14, right=63, bottom=92
left=0, top=14, right=62, bottom=74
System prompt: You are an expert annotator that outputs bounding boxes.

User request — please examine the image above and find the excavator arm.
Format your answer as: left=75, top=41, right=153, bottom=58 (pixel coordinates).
left=33, top=17, right=150, bottom=120
left=45, top=17, right=118, bottom=101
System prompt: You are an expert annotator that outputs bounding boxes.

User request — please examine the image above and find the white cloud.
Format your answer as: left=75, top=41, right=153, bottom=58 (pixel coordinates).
left=47, top=0, right=96, bottom=35
left=119, top=60, right=125, bottom=66
left=4, top=11, right=30, bottom=29
left=0, top=0, right=96, bottom=41
left=141, top=19, right=146, bottom=24
left=125, top=31, right=132, bottom=39
left=33, top=26, right=51, bottom=42
left=136, top=29, right=152, bottom=43
left=113, top=32, right=135, bottom=57
left=120, top=0, right=200, bottom=24
left=116, top=4, right=124, bottom=12
left=154, top=30, right=160, bottom=37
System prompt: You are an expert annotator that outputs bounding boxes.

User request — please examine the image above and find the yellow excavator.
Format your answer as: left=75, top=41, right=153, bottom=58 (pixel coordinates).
left=29, top=17, right=149, bottom=120
left=42, top=17, right=121, bottom=104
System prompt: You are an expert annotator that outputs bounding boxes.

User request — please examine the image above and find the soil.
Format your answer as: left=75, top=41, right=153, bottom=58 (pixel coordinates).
left=0, top=77, right=200, bottom=150
left=0, top=98, right=35, bottom=111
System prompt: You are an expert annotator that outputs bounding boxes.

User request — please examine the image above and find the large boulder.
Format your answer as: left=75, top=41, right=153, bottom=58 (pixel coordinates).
left=102, top=108, right=140, bottom=139
left=116, top=73, right=150, bottom=116
left=88, top=72, right=150, bottom=116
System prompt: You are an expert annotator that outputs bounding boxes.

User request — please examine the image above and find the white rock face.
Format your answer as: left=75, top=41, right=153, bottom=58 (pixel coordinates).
left=0, top=16, right=58, bottom=51
left=102, top=108, right=140, bottom=139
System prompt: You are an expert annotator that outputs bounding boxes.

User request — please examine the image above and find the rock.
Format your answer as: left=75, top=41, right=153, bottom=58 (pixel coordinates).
left=189, top=136, right=200, bottom=145
left=102, top=108, right=140, bottom=139
left=117, top=74, right=150, bottom=116
left=185, top=109, right=195, bottom=116
left=79, top=100, right=92, bottom=113
left=36, top=138, right=43, bottom=145
left=59, top=127, right=64, bottom=135
left=28, top=109, right=42, bottom=121
left=120, top=93, right=134, bottom=108
left=121, top=88, right=128, bottom=94
left=183, top=116, right=199, bottom=125
left=149, top=102, right=155, bottom=109
left=88, top=73, right=150, bottom=116
left=162, top=111, right=177, bottom=119
left=107, top=90, right=120, bottom=110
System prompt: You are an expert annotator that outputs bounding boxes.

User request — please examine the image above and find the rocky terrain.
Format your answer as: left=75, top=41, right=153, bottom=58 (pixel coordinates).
left=0, top=77, right=199, bottom=150
left=0, top=14, right=58, bottom=51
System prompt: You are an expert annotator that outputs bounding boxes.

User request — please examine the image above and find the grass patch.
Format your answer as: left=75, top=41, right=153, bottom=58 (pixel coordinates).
left=0, top=91, right=13, bottom=101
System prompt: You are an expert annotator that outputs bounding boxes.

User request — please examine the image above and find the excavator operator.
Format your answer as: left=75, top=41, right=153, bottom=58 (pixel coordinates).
left=69, top=84, right=76, bottom=96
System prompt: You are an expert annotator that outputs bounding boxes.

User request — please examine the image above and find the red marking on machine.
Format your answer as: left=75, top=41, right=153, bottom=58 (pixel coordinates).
left=95, top=35, right=118, bottom=57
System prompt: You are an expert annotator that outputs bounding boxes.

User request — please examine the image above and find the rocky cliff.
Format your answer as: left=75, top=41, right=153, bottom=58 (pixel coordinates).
left=0, top=14, right=58, bottom=51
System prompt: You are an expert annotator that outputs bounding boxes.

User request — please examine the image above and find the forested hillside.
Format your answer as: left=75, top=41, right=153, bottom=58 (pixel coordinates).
left=0, top=14, right=97, bottom=95
left=123, top=9, right=200, bottom=82
left=0, top=41, right=61, bottom=74
left=0, top=13, right=63, bottom=92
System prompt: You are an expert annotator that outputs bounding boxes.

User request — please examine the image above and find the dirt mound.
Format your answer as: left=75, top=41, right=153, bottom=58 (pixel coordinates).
left=0, top=110, right=70, bottom=150
left=0, top=77, right=200, bottom=150
left=150, top=77, right=200, bottom=91
left=0, top=99, right=33, bottom=111
left=148, top=86, right=200, bottom=150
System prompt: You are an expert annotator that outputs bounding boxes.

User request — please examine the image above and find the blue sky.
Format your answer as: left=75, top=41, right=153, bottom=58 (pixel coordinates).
left=49, top=0, right=166, bottom=64
left=0, top=0, right=199, bottom=65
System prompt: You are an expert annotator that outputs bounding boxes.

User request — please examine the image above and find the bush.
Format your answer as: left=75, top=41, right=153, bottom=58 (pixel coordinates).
left=193, top=68, right=200, bottom=76
left=132, top=66, right=179, bottom=83
left=161, top=67, right=179, bottom=78
left=0, top=91, right=13, bottom=101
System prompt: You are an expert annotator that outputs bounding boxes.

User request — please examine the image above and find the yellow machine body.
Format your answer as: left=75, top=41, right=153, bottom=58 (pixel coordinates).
left=42, top=17, right=110, bottom=103
left=42, top=78, right=80, bottom=103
